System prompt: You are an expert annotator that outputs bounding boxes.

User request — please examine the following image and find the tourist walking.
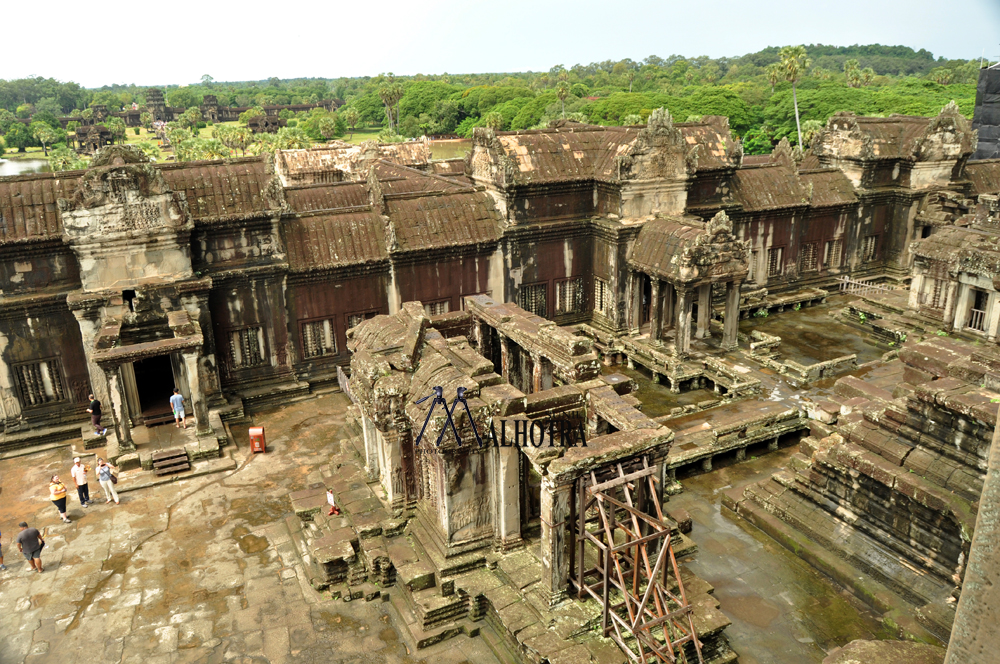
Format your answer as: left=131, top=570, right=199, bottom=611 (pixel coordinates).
left=15, top=522, right=44, bottom=573
left=70, top=457, right=91, bottom=507
left=49, top=475, right=71, bottom=522
left=170, top=388, right=187, bottom=429
left=97, top=458, right=120, bottom=505
left=86, top=393, right=107, bottom=437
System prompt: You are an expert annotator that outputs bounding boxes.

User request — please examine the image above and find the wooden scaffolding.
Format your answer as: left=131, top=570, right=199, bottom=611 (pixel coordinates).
left=568, top=457, right=703, bottom=664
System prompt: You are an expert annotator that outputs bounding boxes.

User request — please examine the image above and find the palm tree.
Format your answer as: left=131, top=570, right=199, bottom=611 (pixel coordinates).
left=483, top=112, right=503, bottom=131
left=843, top=59, right=861, bottom=88
left=341, top=107, right=360, bottom=139
left=765, top=63, right=782, bottom=93
left=556, top=81, right=570, bottom=118
left=779, top=45, right=811, bottom=149
left=861, top=67, right=875, bottom=87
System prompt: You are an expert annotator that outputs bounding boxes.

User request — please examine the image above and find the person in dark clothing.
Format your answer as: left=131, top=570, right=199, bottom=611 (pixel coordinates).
left=86, top=393, right=107, bottom=437
left=15, top=522, right=44, bottom=573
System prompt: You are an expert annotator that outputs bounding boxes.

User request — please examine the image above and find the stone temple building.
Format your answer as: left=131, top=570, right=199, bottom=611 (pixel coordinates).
left=3, top=101, right=1000, bottom=662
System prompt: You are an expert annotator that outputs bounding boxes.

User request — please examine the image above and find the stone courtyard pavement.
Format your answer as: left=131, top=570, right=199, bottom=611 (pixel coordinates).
left=0, top=392, right=502, bottom=664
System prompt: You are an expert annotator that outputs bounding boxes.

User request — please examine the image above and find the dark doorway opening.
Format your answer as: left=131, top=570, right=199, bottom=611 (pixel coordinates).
left=641, top=275, right=652, bottom=324
left=133, top=355, right=175, bottom=426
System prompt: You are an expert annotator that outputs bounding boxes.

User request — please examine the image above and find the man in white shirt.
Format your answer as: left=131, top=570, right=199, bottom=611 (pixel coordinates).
left=70, top=457, right=92, bottom=508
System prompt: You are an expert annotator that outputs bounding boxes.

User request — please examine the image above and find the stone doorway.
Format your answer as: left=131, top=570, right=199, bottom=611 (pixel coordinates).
left=131, top=354, right=178, bottom=426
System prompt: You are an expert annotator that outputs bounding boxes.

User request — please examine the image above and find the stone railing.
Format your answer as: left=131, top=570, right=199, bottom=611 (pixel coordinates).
left=337, top=365, right=357, bottom=405
left=838, top=276, right=905, bottom=296
left=749, top=330, right=782, bottom=357
left=784, top=355, right=858, bottom=383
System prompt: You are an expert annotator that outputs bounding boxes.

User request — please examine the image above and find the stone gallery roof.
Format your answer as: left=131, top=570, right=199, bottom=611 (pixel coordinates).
left=965, top=160, right=1000, bottom=195
left=275, top=140, right=432, bottom=184
left=910, top=226, right=1000, bottom=276
left=384, top=189, right=502, bottom=252
left=284, top=209, right=387, bottom=272
left=160, top=158, right=278, bottom=222
left=492, top=124, right=637, bottom=185
left=799, top=169, right=858, bottom=207
left=628, top=211, right=749, bottom=283
left=0, top=172, right=80, bottom=244
left=814, top=106, right=976, bottom=163
left=678, top=119, right=736, bottom=171
left=284, top=182, right=369, bottom=212
left=372, top=161, right=468, bottom=195
left=731, top=165, right=808, bottom=211
left=430, top=158, right=468, bottom=178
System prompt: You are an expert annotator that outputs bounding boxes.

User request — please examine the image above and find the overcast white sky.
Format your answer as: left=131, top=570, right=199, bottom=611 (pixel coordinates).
left=6, top=0, right=1000, bottom=87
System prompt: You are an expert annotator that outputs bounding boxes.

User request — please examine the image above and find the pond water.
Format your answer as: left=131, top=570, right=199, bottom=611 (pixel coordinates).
left=0, top=159, right=50, bottom=177
left=430, top=139, right=471, bottom=160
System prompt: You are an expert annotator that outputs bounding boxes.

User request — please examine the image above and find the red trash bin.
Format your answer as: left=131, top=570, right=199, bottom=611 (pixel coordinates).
left=249, top=426, right=266, bottom=454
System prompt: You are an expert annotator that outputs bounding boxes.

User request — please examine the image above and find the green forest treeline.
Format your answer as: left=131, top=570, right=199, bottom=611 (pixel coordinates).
left=0, top=44, right=985, bottom=156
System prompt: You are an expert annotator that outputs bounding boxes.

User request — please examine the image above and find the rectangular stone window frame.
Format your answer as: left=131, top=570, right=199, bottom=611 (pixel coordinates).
left=13, top=357, right=67, bottom=409
left=424, top=299, right=451, bottom=317
left=555, top=276, right=584, bottom=315
left=748, top=249, right=760, bottom=283
left=593, top=277, right=613, bottom=318
left=518, top=281, right=548, bottom=318
left=345, top=310, right=379, bottom=331
left=767, top=246, right=785, bottom=278
left=299, top=317, right=338, bottom=359
left=799, top=242, right=818, bottom=272
left=862, top=234, right=880, bottom=263
left=824, top=238, right=843, bottom=269
left=227, top=326, right=266, bottom=369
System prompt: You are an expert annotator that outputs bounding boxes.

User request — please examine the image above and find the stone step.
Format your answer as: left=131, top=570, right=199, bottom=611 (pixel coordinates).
left=740, top=477, right=952, bottom=608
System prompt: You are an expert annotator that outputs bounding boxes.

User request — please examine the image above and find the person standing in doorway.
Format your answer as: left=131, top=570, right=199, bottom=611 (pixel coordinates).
left=170, top=388, right=187, bottom=429
left=86, top=393, right=107, bottom=437
left=97, top=458, right=119, bottom=505
left=49, top=475, right=71, bottom=522
left=70, top=457, right=91, bottom=508
left=15, top=522, right=44, bottom=573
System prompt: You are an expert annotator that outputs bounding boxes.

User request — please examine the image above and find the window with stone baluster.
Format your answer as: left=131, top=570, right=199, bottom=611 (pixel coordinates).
left=555, top=277, right=584, bottom=315
left=228, top=327, right=265, bottom=368
left=13, top=359, right=66, bottom=408
left=300, top=318, right=338, bottom=359
left=518, top=282, right=548, bottom=318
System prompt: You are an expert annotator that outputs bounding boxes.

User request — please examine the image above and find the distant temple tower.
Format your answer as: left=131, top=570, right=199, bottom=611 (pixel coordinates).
left=145, top=88, right=168, bottom=122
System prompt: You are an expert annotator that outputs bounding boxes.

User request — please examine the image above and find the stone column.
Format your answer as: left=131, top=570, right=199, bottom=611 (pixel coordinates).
left=494, top=446, right=522, bottom=551
left=119, top=362, right=141, bottom=423
left=362, top=415, right=380, bottom=481
left=0, top=329, right=23, bottom=431
left=650, top=278, right=662, bottom=342
left=944, top=403, right=1000, bottom=664
left=72, top=309, right=111, bottom=407
left=696, top=283, right=712, bottom=339
left=500, top=336, right=510, bottom=382
left=630, top=271, right=643, bottom=332
left=989, top=295, right=1000, bottom=342
left=182, top=351, right=211, bottom=434
left=540, top=476, right=571, bottom=606
left=531, top=353, right=543, bottom=394
left=380, top=429, right=404, bottom=511
left=908, top=273, right=924, bottom=310
left=943, top=280, right=961, bottom=327
left=675, top=287, right=693, bottom=357
left=723, top=280, right=742, bottom=350
left=953, top=283, right=972, bottom=332
left=105, top=366, right=134, bottom=452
